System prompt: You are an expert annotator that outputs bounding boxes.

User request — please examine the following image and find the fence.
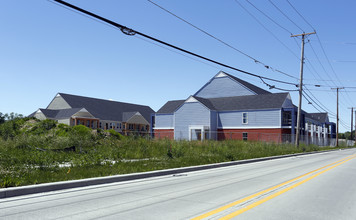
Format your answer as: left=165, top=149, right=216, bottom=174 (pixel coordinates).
left=123, top=130, right=354, bottom=147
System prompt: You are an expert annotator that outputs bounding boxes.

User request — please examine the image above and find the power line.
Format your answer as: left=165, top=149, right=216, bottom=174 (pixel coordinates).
left=303, top=87, right=336, bottom=116
left=52, top=0, right=298, bottom=87
left=286, top=0, right=355, bottom=107
left=233, top=0, right=300, bottom=60
left=147, top=0, right=299, bottom=80
left=244, top=0, right=293, bottom=34
left=268, top=0, right=304, bottom=32
left=315, top=34, right=355, bottom=105
left=302, top=93, right=324, bottom=113
left=286, top=0, right=315, bottom=31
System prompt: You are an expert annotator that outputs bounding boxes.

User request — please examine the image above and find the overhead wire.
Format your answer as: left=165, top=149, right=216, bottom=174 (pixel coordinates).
left=244, top=0, right=293, bottom=35
left=286, top=0, right=355, bottom=107
left=268, top=0, right=304, bottom=32
left=315, top=34, right=355, bottom=105
left=286, top=0, right=315, bottom=31
left=147, top=0, right=299, bottom=80
left=233, top=0, right=300, bottom=60
left=53, top=0, right=351, bottom=129
left=303, top=87, right=336, bottom=116
left=302, top=93, right=323, bottom=113
left=239, top=0, right=349, bottom=116
left=52, top=0, right=299, bottom=88
left=261, top=0, right=352, bottom=130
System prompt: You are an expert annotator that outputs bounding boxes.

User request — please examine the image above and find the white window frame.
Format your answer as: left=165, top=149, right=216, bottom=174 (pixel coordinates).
left=242, top=112, right=248, bottom=124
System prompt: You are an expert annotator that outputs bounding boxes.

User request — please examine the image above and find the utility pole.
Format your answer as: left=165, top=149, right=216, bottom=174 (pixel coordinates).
left=351, top=108, right=353, bottom=141
left=291, top=32, right=315, bottom=147
left=349, top=107, right=356, bottom=141
left=332, top=87, right=344, bottom=147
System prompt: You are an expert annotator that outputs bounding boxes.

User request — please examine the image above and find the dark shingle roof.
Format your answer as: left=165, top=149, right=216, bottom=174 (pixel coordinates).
left=122, top=112, right=138, bottom=122
left=197, top=93, right=288, bottom=111
left=58, top=93, right=155, bottom=122
left=39, top=109, right=59, bottom=118
left=38, top=108, right=86, bottom=119
left=157, top=93, right=289, bottom=113
left=55, top=108, right=84, bottom=119
left=224, top=72, right=271, bottom=95
left=306, top=113, right=328, bottom=123
left=157, top=100, right=185, bottom=114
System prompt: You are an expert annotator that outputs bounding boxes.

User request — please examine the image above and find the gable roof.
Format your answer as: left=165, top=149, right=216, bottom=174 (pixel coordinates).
left=198, top=93, right=289, bottom=111
left=306, top=113, right=329, bottom=123
left=122, top=112, right=139, bottom=122
left=38, top=108, right=89, bottom=119
left=57, top=93, right=155, bottom=122
left=224, top=72, right=271, bottom=95
left=157, top=100, right=185, bottom=114
left=39, top=109, right=60, bottom=119
left=157, top=93, right=289, bottom=113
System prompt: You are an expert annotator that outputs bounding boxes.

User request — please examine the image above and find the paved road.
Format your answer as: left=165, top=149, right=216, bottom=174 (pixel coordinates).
left=1, top=149, right=356, bottom=220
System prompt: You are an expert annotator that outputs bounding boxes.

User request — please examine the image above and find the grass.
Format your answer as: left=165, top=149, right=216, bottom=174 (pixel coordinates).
left=0, top=118, right=351, bottom=188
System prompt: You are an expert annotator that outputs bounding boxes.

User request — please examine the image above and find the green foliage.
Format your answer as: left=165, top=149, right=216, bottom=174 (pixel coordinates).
left=107, top=129, right=124, bottom=140
left=29, top=119, right=57, bottom=135
left=56, top=124, right=71, bottom=137
left=0, top=118, right=352, bottom=188
left=0, top=117, right=29, bottom=140
left=0, top=112, right=5, bottom=124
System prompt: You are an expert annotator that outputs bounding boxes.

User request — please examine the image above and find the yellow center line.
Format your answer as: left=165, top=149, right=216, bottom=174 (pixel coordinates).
left=191, top=154, right=355, bottom=220
left=219, top=155, right=356, bottom=219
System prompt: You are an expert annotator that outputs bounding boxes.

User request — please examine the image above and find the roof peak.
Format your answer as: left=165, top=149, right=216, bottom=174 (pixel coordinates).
left=58, top=92, right=151, bottom=108
left=219, top=71, right=271, bottom=95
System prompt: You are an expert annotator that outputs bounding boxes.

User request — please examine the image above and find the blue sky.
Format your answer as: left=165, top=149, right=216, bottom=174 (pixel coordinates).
left=1, top=0, right=355, bottom=132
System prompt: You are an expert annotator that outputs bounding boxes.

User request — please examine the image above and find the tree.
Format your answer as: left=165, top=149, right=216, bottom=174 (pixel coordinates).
left=0, top=112, right=5, bottom=124
left=0, top=112, right=23, bottom=123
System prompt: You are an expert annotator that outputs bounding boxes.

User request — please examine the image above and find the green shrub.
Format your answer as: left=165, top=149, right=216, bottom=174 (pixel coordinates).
left=56, top=124, right=71, bottom=137
left=107, top=129, right=124, bottom=140
left=29, top=119, right=57, bottom=135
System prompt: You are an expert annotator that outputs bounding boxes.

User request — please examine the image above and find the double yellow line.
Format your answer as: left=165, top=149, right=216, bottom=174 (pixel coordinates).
left=192, top=154, right=356, bottom=220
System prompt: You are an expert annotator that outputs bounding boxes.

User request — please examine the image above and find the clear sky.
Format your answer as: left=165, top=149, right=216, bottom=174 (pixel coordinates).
left=1, top=0, right=355, bottom=132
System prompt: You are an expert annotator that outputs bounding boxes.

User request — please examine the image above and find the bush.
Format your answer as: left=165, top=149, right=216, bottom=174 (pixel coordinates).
left=29, top=119, right=57, bottom=135
left=107, top=129, right=124, bottom=140
left=56, top=124, right=71, bottom=137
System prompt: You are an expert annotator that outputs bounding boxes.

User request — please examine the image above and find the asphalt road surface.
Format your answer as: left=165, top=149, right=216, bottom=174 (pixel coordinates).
left=1, top=149, right=356, bottom=220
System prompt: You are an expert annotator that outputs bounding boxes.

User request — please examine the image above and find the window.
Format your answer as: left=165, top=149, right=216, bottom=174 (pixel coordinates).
left=242, top=112, right=248, bottom=124
left=86, top=120, right=90, bottom=127
left=282, top=111, right=292, bottom=125
left=77, top=119, right=80, bottom=125
left=243, top=132, right=248, bottom=141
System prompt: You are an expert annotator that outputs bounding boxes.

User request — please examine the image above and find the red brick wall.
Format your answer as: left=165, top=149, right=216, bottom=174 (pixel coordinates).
left=217, top=128, right=291, bottom=143
left=154, top=129, right=174, bottom=140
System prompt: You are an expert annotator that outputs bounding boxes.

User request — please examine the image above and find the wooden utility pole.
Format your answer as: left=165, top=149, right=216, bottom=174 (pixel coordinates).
left=291, top=32, right=315, bottom=147
left=332, top=87, right=344, bottom=147
left=349, top=107, right=356, bottom=141
left=349, top=107, right=355, bottom=141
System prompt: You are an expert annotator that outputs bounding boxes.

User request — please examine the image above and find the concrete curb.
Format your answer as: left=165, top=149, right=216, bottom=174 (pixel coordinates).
left=0, top=149, right=343, bottom=199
